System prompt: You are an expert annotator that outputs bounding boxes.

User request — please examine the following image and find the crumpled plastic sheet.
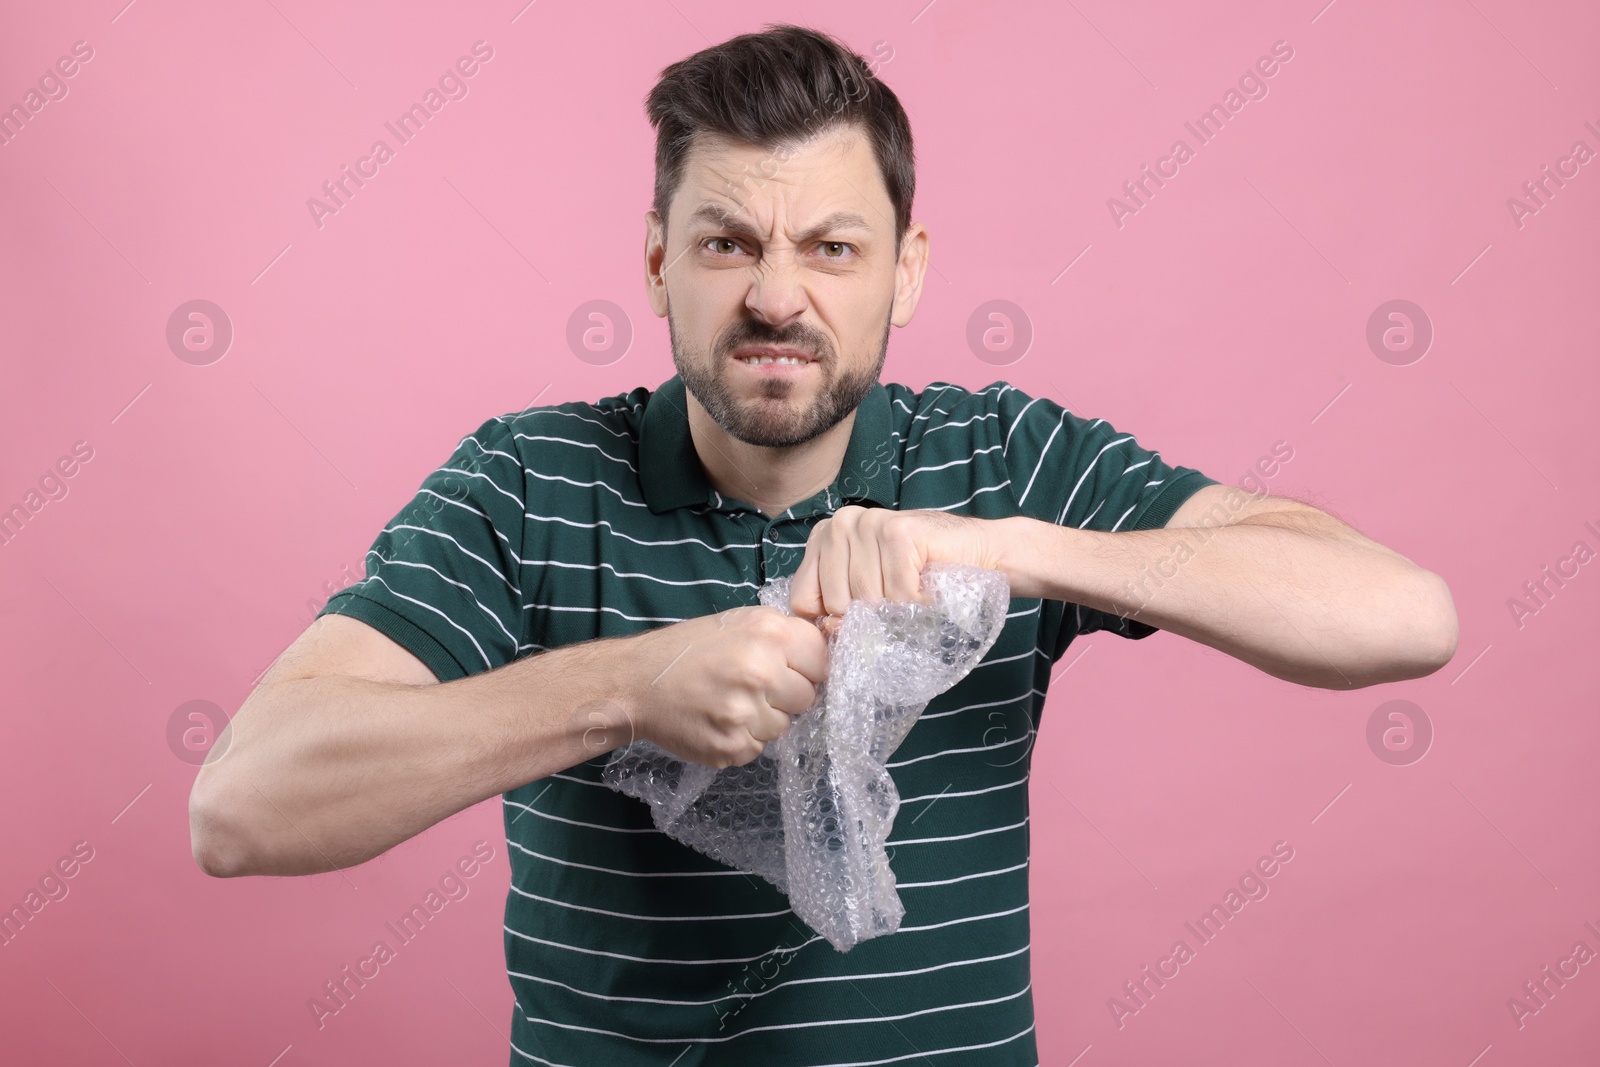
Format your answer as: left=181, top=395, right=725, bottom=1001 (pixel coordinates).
left=601, top=563, right=1011, bottom=952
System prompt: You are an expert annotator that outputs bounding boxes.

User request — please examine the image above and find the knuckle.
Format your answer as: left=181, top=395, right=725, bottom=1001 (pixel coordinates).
left=708, top=701, right=746, bottom=733
left=748, top=608, right=787, bottom=641
left=743, top=657, right=778, bottom=693
left=708, top=741, right=736, bottom=768
left=711, top=735, right=751, bottom=768
left=782, top=613, right=818, bottom=641
left=732, top=639, right=768, bottom=671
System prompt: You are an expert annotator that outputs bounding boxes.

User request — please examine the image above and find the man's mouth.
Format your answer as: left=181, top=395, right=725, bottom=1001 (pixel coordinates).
left=730, top=346, right=817, bottom=367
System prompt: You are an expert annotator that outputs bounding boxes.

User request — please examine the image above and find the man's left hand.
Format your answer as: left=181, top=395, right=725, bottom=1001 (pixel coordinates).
left=788, top=505, right=1011, bottom=626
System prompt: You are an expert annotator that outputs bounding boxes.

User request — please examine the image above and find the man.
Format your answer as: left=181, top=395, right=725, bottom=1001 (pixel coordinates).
left=189, top=24, right=1457, bottom=1066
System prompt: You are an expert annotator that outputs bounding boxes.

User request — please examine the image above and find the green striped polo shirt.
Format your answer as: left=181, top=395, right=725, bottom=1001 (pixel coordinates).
left=320, top=374, right=1218, bottom=1066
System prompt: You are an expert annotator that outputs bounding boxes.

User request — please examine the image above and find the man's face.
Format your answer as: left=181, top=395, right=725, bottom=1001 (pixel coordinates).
left=645, top=124, right=924, bottom=448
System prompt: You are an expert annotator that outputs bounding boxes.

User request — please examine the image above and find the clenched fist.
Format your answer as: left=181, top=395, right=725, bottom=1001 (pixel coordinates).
left=622, top=605, right=829, bottom=769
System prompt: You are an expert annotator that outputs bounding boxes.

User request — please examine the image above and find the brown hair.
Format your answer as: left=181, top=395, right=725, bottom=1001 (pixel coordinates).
left=645, top=24, right=914, bottom=250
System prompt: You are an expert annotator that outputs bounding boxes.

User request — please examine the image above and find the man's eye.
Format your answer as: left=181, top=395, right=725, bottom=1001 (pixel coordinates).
left=706, top=238, right=742, bottom=255
left=820, top=242, right=852, bottom=258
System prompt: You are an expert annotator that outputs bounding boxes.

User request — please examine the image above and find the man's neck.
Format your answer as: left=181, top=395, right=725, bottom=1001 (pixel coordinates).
left=685, top=398, right=857, bottom=518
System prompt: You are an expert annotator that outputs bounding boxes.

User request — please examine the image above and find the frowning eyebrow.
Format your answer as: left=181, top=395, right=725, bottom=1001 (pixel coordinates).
left=687, top=204, right=873, bottom=245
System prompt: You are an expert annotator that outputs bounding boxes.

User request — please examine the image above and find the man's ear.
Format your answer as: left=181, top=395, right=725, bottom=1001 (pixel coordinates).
left=644, top=210, right=669, bottom=318
left=890, top=222, right=929, bottom=328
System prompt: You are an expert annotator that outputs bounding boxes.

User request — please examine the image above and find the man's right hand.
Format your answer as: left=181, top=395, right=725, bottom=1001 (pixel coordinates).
left=621, top=606, right=830, bottom=770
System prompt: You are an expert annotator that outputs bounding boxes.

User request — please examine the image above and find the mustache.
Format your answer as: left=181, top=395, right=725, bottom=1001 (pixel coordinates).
left=714, top=321, right=833, bottom=362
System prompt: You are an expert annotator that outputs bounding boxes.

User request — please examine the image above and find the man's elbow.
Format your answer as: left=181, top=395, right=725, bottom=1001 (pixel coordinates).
left=1413, top=569, right=1459, bottom=672
left=1383, top=568, right=1459, bottom=682
left=1307, top=568, right=1458, bottom=690
left=188, top=777, right=257, bottom=878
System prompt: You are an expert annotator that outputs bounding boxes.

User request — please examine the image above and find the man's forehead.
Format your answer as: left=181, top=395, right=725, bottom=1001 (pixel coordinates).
left=685, top=125, right=860, bottom=166
left=672, top=126, right=890, bottom=231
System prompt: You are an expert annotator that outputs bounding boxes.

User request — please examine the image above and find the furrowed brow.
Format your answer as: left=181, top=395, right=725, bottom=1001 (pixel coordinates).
left=687, top=204, right=873, bottom=245
left=794, top=212, right=872, bottom=244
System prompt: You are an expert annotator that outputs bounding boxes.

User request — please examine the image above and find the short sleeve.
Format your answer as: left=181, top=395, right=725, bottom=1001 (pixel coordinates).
left=994, top=385, right=1220, bottom=649
left=318, top=416, right=527, bottom=682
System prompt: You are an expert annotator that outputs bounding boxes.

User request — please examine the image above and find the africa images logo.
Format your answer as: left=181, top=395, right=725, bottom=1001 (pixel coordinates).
left=305, top=41, right=495, bottom=229
left=1106, top=39, right=1295, bottom=228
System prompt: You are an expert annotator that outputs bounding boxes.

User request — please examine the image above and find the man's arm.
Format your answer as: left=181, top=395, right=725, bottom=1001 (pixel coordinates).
left=189, top=608, right=826, bottom=878
left=1002, top=484, right=1458, bottom=688
left=188, top=614, right=635, bottom=877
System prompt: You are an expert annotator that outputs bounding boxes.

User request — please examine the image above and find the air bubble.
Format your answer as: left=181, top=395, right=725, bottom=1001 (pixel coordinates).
left=599, top=564, right=1009, bottom=952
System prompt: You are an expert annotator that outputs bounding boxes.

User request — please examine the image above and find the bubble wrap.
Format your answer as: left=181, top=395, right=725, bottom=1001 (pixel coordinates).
left=601, top=563, right=1011, bottom=952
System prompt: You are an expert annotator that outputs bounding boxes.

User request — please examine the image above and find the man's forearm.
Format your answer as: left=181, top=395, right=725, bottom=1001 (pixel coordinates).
left=996, top=509, right=1458, bottom=689
left=190, top=636, right=642, bottom=877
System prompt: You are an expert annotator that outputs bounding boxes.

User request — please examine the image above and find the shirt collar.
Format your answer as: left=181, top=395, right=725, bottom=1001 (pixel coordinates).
left=638, top=374, right=897, bottom=515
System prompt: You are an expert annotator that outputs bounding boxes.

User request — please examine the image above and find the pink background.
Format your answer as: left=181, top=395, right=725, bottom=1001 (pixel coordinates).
left=2, top=0, right=1596, bottom=1063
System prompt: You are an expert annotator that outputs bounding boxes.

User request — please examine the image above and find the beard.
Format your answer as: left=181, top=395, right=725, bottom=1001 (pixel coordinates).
left=669, top=307, right=891, bottom=449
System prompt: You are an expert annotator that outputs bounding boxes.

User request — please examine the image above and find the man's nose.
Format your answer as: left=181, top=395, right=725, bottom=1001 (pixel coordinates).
left=744, top=255, right=809, bottom=329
